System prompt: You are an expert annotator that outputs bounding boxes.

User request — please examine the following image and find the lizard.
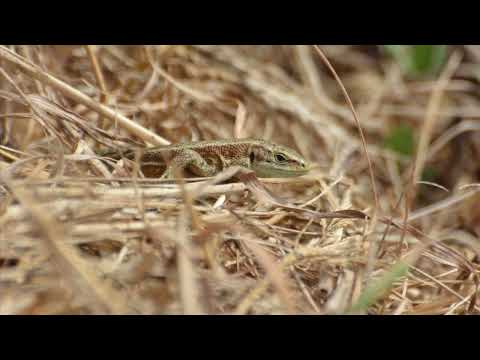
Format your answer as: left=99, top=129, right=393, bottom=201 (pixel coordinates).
left=101, top=138, right=310, bottom=179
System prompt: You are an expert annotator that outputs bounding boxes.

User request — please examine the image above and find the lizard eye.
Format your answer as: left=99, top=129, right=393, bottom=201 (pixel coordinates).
left=274, top=153, right=288, bottom=162
left=249, top=151, right=255, bottom=163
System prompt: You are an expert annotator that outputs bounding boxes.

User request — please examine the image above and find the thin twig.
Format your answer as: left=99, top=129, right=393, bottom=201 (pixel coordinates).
left=313, top=45, right=379, bottom=221
left=85, top=45, right=108, bottom=130
left=412, top=51, right=462, bottom=197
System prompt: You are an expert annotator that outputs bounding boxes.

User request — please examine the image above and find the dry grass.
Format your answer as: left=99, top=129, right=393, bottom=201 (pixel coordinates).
left=0, top=45, right=479, bottom=314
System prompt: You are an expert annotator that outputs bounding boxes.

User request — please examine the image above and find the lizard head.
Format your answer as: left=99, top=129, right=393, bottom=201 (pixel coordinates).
left=248, top=140, right=310, bottom=178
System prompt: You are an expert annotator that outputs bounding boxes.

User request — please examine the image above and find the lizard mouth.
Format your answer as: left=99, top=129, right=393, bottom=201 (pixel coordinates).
left=253, top=163, right=310, bottom=178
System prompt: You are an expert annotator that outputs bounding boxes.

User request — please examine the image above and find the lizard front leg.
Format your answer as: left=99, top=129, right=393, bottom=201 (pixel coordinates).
left=161, top=150, right=220, bottom=179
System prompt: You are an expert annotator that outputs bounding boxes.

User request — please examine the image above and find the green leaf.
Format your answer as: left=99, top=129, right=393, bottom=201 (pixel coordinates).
left=384, top=45, right=447, bottom=78
left=384, top=124, right=415, bottom=157
left=349, top=261, right=410, bottom=313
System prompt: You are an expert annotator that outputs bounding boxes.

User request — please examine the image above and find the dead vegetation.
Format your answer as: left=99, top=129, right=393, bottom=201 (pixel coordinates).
left=0, top=45, right=480, bottom=314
